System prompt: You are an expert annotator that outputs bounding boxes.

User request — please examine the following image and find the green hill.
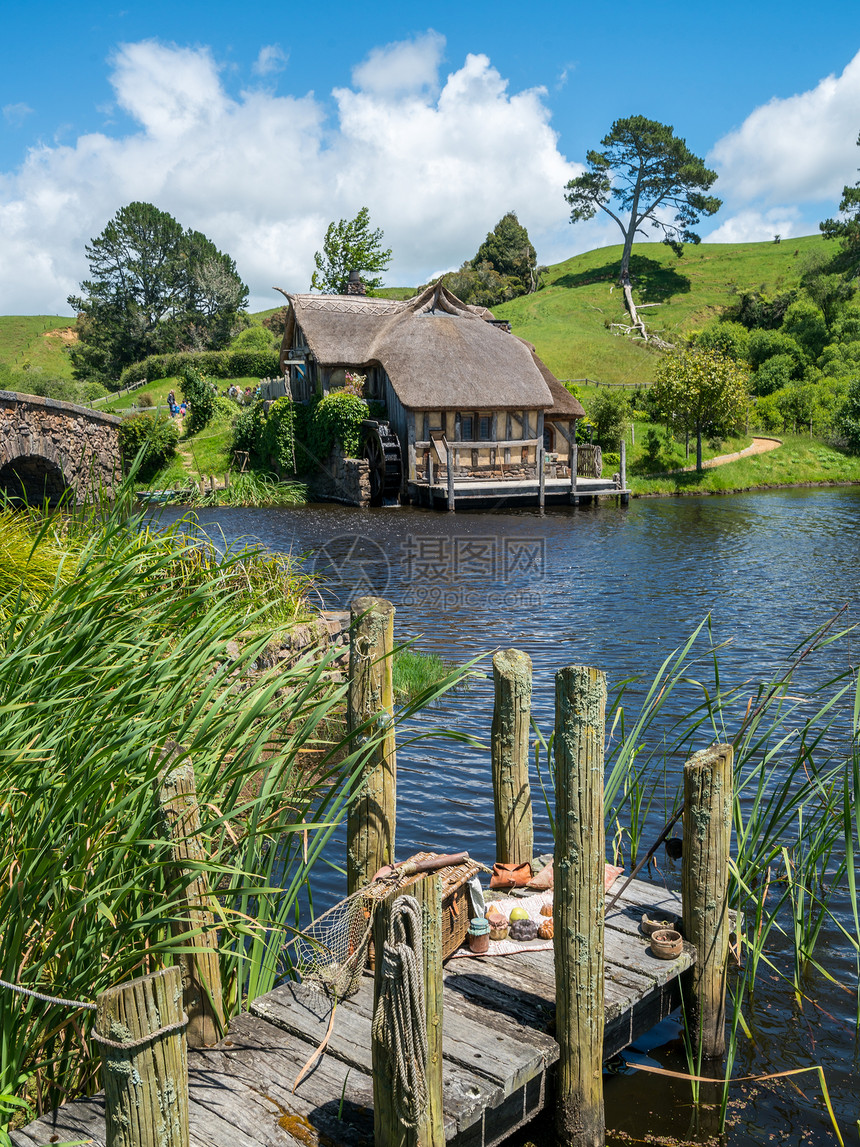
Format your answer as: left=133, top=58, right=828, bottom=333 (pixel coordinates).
left=493, top=235, right=830, bottom=385
left=381, top=234, right=831, bottom=385
left=0, top=315, right=77, bottom=379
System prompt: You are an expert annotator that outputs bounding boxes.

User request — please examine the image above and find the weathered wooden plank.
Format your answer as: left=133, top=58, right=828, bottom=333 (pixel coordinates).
left=204, top=1012, right=377, bottom=1145
left=10, top=1095, right=108, bottom=1147
left=248, top=992, right=499, bottom=1139
left=185, top=1067, right=308, bottom=1146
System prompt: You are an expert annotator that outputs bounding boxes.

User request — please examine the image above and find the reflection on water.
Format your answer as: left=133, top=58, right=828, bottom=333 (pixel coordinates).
left=152, top=488, right=860, bottom=1143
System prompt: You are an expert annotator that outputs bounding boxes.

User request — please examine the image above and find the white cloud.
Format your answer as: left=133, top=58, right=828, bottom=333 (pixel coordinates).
left=351, top=30, right=444, bottom=97
left=711, top=50, right=860, bottom=205
left=253, top=44, right=288, bottom=77
left=705, top=207, right=803, bottom=245
left=0, top=36, right=582, bottom=313
left=3, top=103, right=34, bottom=127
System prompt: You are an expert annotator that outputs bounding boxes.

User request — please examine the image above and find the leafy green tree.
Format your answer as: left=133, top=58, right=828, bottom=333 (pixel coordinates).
left=117, top=412, right=179, bottom=480
left=588, top=388, right=630, bottom=450
left=651, top=348, right=748, bottom=471
left=68, top=202, right=248, bottom=385
left=564, top=116, right=721, bottom=334
left=310, top=207, right=392, bottom=295
left=820, top=131, right=860, bottom=279
left=474, top=212, right=538, bottom=293
left=781, top=299, right=828, bottom=361
left=433, top=260, right=516, bottom=308
left=836, top=376, right=860, bottom=453
left=692, top=320, right=750, bottom=363
left=179, top=364, right=216, bottom=435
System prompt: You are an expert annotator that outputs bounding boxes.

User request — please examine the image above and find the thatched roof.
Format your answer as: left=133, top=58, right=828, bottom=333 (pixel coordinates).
left=279, top=281, right=583, bottom=417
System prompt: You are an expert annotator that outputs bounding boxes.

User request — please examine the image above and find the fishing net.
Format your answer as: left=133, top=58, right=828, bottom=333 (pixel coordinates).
left=288, top=880, right=394, bottom=1000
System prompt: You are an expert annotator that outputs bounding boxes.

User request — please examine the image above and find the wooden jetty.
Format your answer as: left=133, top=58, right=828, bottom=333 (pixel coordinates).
left=11, top=879, right=692, bottom=1147
left=9, top=616, right=731, bottom=1147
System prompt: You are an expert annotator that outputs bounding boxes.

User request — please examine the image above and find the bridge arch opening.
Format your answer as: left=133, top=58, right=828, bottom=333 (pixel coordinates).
left=0, top=456, right=70, bottom=506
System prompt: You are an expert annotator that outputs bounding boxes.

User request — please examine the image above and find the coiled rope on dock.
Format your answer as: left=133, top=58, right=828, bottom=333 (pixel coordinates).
left=370, top=894, right=428, bottom=1129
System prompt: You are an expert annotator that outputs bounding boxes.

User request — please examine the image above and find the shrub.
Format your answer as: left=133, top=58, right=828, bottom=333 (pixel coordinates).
left=836, top=377, right=860, bottom=454
left=303, top=392, right=368, bottom=461
left=262, top=397, right=297, bottom=473
left=262, top=307, right=288, bottom=336
left=588, top=389, right=630, bottom=450
left=692, top=320, right=750, bottom=362
left=751, top=353, right=796, bottom=397
left=119, top=349, right=280, bottom=388
left=747, top=329, right=805, bottom=372
left=137, top=392, right=154, bottom=408
left=231, top=326, right=276, bottom=351
left=179, top=364, right=216, bottom=435
left=117, top=412, right=179, bottom=480
left=602, top=451, right=620, bottom=469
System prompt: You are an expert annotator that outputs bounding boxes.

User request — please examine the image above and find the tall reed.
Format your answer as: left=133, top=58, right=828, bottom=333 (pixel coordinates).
left=0, top=483, right=470, bottom=1128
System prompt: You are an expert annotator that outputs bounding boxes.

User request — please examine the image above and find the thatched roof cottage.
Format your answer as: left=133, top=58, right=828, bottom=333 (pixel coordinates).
left=276, top=279, right=586, bottom=505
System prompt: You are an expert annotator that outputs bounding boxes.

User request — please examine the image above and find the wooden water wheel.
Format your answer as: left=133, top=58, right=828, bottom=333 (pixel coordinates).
left=362, top=420, right=402, bottom=505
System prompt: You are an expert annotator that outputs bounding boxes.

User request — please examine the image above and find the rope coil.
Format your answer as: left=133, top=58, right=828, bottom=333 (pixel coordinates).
left=92, top=1013, right=189, bottom=1050
left=370, top=895, right=428, bottom=1130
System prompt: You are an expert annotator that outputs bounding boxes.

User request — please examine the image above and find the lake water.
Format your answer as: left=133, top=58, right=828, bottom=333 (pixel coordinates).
left=156, top=488, right=860, bottom=1145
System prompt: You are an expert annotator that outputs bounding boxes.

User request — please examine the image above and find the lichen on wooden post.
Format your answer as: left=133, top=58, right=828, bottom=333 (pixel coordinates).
left=553, top=664, right=607, bottom=1147
left=346, top=596, right=396, bottom=895
left=491, top=648, right=534, bottom=865
left=682, top=743, right=733, bottom=1059
left=96, top=965, right=189, bottom=1147
left=414, top=875, right=444, bottom=1147
left=154, top=744, right=225, bottom=1047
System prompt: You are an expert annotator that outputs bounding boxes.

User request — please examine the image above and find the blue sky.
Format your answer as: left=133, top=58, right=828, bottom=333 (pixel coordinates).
left=2, top=0, right=860, bottom=313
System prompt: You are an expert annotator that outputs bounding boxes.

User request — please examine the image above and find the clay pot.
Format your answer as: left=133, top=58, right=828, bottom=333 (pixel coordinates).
left=650, top=928, right=683, bottom=960
left=641, top=913, right=680, bottom=937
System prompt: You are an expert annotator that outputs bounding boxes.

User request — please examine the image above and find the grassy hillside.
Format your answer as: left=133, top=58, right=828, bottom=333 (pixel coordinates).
left=0, top=315, right=77, bottom=379
left=493, top=235, right=830, bottom=384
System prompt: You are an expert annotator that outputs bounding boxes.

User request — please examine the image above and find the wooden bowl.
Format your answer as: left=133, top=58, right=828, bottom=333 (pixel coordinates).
left=641, top=913, right=680, bottom=937
left=650, top=928, right=683, bottom=960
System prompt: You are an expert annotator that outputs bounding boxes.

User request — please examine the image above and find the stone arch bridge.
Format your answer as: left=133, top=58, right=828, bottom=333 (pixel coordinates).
left=0, top=390, right=122, bottom=504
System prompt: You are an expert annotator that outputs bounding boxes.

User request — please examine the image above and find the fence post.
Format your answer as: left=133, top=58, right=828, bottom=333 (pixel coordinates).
left=155, top=746, right=225, bottom=1047
left=491, top=649, right=534, bottom=865
left=372, top=881, right=443, bottom=1147
left=346, top=597, right=397, bottom=895
left=682, top=744, right=733, bottom=1059
left=553, top=665, right=607, bottom=1147
left=96, top=965, right=189, bottom=1147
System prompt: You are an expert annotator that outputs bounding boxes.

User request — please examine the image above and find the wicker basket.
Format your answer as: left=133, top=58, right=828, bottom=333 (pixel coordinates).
left=366, top=851, right=484, bottom=966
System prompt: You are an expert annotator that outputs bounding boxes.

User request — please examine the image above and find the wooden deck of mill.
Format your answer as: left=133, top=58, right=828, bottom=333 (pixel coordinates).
left=12, top=878, right=692, bottom=1147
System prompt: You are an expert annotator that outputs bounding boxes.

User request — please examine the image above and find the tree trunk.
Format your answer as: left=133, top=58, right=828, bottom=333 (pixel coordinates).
left=696, top=424, right=703, bottom=472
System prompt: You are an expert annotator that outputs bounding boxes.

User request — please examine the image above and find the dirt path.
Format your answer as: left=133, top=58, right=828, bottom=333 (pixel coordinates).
left=681, top=436, right=781, bottom=472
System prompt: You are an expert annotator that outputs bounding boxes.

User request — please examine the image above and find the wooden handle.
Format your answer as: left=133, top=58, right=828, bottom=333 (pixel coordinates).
left=409, top=852, right=469, bottom=875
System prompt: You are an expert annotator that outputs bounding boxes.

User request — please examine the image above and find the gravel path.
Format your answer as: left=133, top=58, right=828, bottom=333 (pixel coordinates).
left=680, top=436, right=781, bottom=472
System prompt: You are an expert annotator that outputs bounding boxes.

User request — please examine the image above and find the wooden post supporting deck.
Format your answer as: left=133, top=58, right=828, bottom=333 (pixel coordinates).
left=491, top=649, right=534, bottom=865
left=553, top=665, right=607, bottom=1147
left=682, top=744, right=733, bottom=1058
left=154, top=747, right=225, bottom=1047
left=346, top=597, right=397, bottom=895
left=96, top=966, right=189, bottom=1147
left=619, top=439, right=628, bottom=505
left=570, top=441, right=578, bottom=505
left=447, top=458, right=455, bottom=512
left=372, top=877, right=444, bottom=1147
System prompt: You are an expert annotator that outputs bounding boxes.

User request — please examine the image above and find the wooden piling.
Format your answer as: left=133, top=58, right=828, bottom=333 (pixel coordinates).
left=447, top=459, right=455, bottom=512
left=553, top=665, right=607, bottom=1147
left=538, top=442, right=546, bottom=510
left=570, top=442, right=578, bottom=505
left=682, top=743, right=733, bottom=1059
left=619, top=440, right=628, bottom=505
left=372, top=880, right=442, bottom=1147
left=491, top=649, right=534, bottom=865
left=154, top=747, right=225, bottom=1047
left=415, top=875, right=445, bottom=1147
left=346, top=597, right=397, bottom=895
left=96, top=965, right=189, bottom=1147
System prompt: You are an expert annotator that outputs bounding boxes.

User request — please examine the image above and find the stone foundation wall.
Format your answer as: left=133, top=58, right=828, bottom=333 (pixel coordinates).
left=224, top=611, right=351, bottom=682
left=308, top=446, right=372, bottom=506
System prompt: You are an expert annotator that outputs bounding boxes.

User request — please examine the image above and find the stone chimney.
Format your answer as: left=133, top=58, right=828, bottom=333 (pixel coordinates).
left=346, top=269, right=367, bottom=296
